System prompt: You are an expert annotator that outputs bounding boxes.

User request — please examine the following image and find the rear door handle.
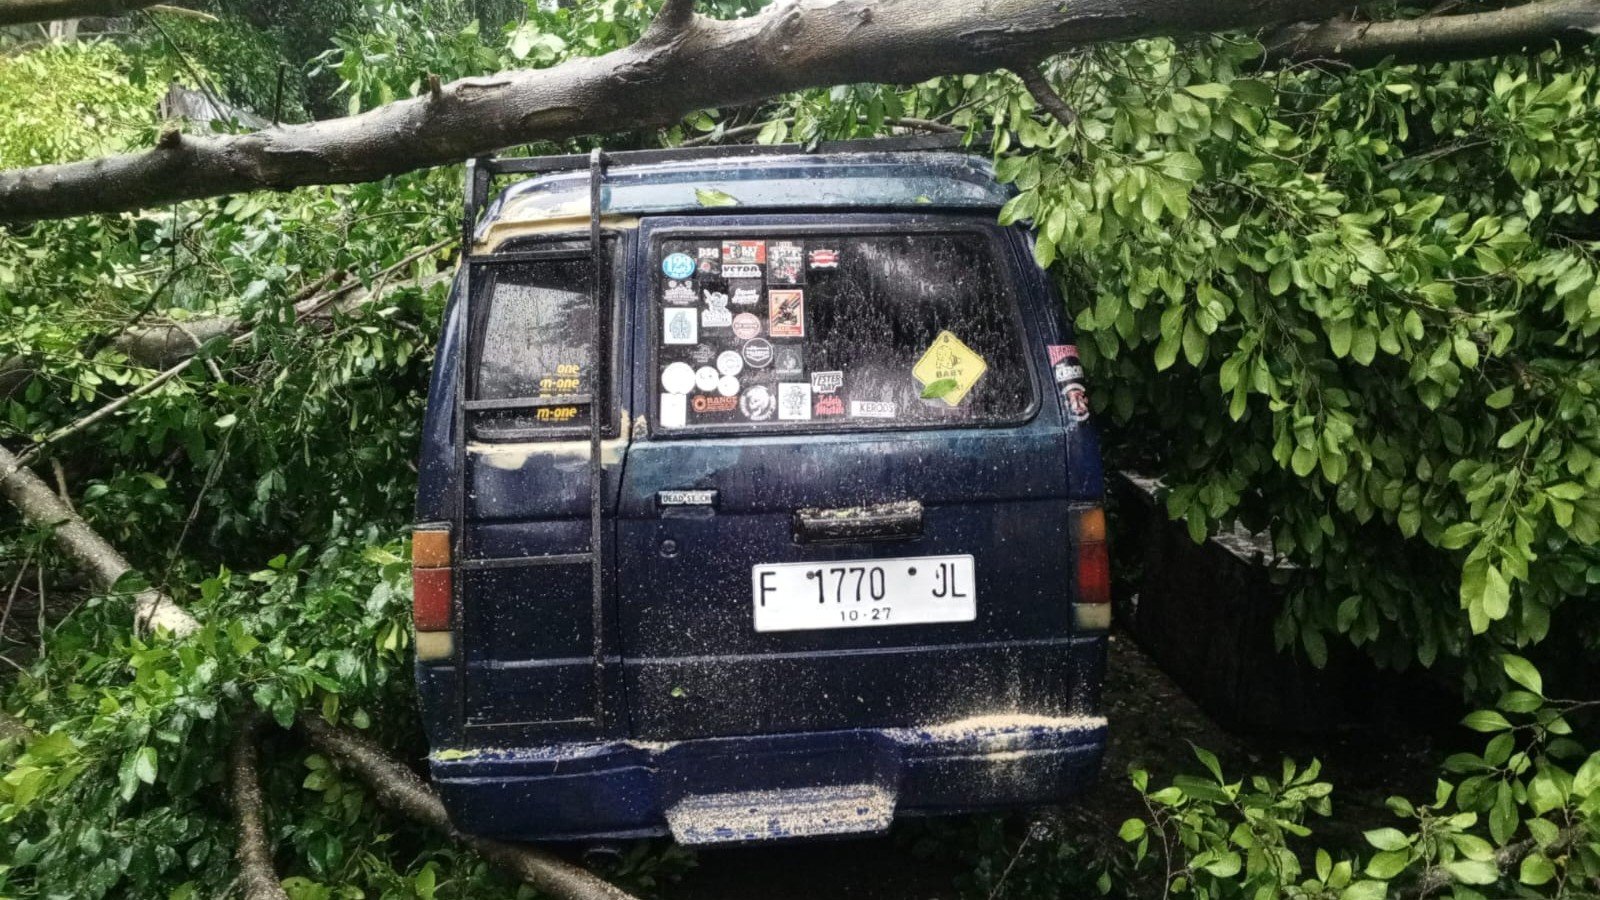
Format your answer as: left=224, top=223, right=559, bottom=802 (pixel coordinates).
left=793, top=500, right=923, bottom=544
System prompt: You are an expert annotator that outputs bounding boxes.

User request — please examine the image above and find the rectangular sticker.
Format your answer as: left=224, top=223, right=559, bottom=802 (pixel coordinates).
left=768, top=289, right=805, bottom=338
left=850, top=400, right=898, bottom=419
left=778, top=382, right=812, bottom=421
left=663, top=307, right=698, bottom=345
left=767, top=241, right=805, bottom=286
left=722, top=240, right=766, bottom=265
left=723, top=264, right=763, bottom=280
left=660, top=393, right=687, bottom=428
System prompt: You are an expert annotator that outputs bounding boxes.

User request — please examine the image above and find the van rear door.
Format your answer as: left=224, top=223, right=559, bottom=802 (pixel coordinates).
left=617, top=217, right=1085, bottom=741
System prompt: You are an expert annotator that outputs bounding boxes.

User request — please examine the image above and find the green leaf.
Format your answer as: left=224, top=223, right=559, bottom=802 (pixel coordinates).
left=1442, top=859, right=1499, bottom=885
left=1184, top=83, right=1232, bottom=101
left=920, top=378, right=958, bottom=400
left=1500, top=654, right=1542, bottom=695
left=694, top=188, right=739, bottom=207
left=1157, top=151, right=1204, bottom=183
left=1364, top=828, right=1411, bottom=852
left=1118, top=818, right=1146, bottom=842
left=1520, top=853, right=1556, bottom=886
left=134, top=746, right=158, bottom=785
left=1365, top=850, right=1410, bottom=880
left=1340, top=882, right=1388, bottom=900
left=1462, top=710, right=1512, bottom=733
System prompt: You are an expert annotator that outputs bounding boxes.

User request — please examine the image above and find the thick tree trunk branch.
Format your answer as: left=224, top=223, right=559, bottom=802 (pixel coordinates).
left=229, top=715, right=290, bottom=900
left=0, top=0, right=1356, bottom=221
left=1266, top=0, right=1600, bottom=66
left=298, top=717, right=638, bottom=900
left=1015, top=65, right=1078, bottom=127
left=0, top=443, right=198, bottom=635
left=0, top=0, right=158, bottom=26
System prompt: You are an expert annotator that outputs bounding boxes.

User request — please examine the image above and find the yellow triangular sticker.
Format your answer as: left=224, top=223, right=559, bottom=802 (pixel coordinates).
left=912, top=331, right=988, bottom=408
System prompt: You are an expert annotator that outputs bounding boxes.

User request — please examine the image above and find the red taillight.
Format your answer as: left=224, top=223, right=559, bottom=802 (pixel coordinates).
left=412, top=567, right=453, bottom=631
left=412, top=529, right=452, bottom=632
left=1073, top=508, right=1111, bottom=606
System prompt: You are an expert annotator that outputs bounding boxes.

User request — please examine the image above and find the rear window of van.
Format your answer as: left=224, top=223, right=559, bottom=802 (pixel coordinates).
left=469, top=243, right=612, bottom=439
left=652, top=231, right=1033, bottom=431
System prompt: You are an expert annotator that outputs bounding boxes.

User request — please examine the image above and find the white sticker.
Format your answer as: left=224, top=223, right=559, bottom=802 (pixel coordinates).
left=701, top=290, right=733, bottom=328
left=811, top=370, right=843, bottom=394
left=716, top=350, right=744, bottom=377
left=723, top=263, right=762, bottom=279
left=663, top=280, right=697, bottom=305
left=663, top=307, right=698, bottom=345
left=741, top=385, right=775, bottom=421
left=778, top=382, right=812, bottom=421
left=731, top=286, right=761, bottom=305
left=850, top=400, right=898, bottom=419
left=717, top=374, right=740, bottom=397
left=694, top=366, right=720, bottom=392
left=661, top=362, right=696, bottom=395
left=660, top=392, right=687, bottom=428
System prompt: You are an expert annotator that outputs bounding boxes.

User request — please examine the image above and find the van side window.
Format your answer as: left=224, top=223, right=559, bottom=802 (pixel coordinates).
left=652, top=232, right=1033, bottom=431
left=470, top=247, right=611, bottom=439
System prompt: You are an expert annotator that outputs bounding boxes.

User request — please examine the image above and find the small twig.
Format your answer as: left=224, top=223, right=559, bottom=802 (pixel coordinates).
left=34, top=565, right=44, bottom=656
left=0, top=548, right=33, bottom=647
left=1014, top=64, right=1077, bottom=127
left=147, top=5, right=219, bottom=22
left=49, top=460, right=72, bottom=513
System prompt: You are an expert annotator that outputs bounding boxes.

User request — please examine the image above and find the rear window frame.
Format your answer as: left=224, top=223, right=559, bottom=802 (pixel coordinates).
left=643, top=219, right=1042, bottom=439
left=464, top=236, right=626, bottom=442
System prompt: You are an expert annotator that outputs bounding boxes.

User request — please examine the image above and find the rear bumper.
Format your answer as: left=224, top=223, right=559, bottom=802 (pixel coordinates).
left=430, top=715, right=1107, bottom=844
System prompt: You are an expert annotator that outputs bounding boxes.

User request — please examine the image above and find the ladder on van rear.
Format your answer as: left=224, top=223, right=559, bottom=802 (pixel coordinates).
left=452, top=150, right=612, bottom=731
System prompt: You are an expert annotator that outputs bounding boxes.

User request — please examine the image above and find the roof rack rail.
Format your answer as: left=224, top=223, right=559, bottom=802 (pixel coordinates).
left=460, top=131, right=981, bottom=248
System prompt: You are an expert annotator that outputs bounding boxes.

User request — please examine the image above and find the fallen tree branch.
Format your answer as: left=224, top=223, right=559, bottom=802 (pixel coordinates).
left=229, top=715, right=290, bottom=900
left=299, top=717, right=638, bottom=900
left=1014, top=64, right=1078, bottom=127
left=0, top=441, right=637, bottom=900
left=0, top=443, right=198, bottom=635
left=1266, top=0, right=1600, bottom=66
left=0, top=0, right=1359, bottom=220
left=0, top=0, right=159, bottom=26
left=680, top=114, right=958, bottom=147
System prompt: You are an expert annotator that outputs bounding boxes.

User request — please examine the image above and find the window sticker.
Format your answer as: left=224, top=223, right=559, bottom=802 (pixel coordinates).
left=660, top=392, right=687, bottom=428
left=692, top=393, right=738, bottom=414
left=814, top=393, right=845, bottom=416
left=663, top=307, right=698, bottom=345
left=912, top=331, right=988, bottom=408
left=732, top=312, right=762, bottom=341
left=773, top=344, right=805, bottom=379
left=778, top=383, right=812, bottom=421
left=695, top=247, right=721, bottom=277
left=694, top=366, right=720, bottom=392
left=716, top=350, right=744, bottom=377
left=537, top=362, right=582, bottom=396
left=768, top=289, right=805, bottom=338
left=661, top=362, right=696, bottom=395
left=730, top=282, right=762, bottom=306
left=687, top=344, right=715, bottom=366
left=701, top=290, right=733, bottom=328
left=1049, top=344, right=1090, bottom=423
left=851, top=400, right=898, bottom=419
left=723, top=263, right=762, bottom=279
left=662, top=252, right=695, bottom=279
left=722, top=240, right=766, bottom=265
left=664, top=279, right=697, bottom=305
left=716, top=374, right=740, bottom=396
left=741, top=385, right=776, bottom=421
left=810, top=371, right=843, bottom=394
left=768, top=241, right=805, bottom=286
left=537, top=406, right=579, bottom=423
left=742, top=338, right=773, bottom=369
left=808, top=248, right=839, bottom=269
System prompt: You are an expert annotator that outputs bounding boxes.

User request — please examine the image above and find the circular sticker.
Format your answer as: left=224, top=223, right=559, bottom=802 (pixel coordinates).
left=694, top=366, right=720, bottom=392
left=742, top=338, right=773, bottom=368
left=717, top=374, right=740, bottom=397
left=661, top=362, right=696, bottom=395
left=716, top=350, right=744, bottom=377
left=732, top=312, right=762, bottom=340
left=740, top=385, right=775, bottom=421
left=662, top=253, right=695, bottom=280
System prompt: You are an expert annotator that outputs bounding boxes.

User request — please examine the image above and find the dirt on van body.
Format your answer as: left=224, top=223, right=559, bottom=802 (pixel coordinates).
left=656, top=630, right=1446, bottom=900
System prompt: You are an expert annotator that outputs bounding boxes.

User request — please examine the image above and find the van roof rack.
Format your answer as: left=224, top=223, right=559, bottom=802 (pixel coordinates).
left=461, top=131, right=980, bottom=249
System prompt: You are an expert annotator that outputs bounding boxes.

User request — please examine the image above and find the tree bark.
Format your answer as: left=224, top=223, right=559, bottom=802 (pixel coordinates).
left=0, top=444, right=198, bottom=635
left=229, top=715, right=291, bottom=900
left=0, top=0, right=1358, bottom=221
left=300, top=718, right=639, bottom=900
left=0, top=0, right=158, bottom=26
left=1266, top=0, right=1600, bottom=66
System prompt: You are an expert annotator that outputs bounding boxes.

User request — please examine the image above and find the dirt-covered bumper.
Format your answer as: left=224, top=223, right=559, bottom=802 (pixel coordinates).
left=429, top=715, right=1108, bottom=844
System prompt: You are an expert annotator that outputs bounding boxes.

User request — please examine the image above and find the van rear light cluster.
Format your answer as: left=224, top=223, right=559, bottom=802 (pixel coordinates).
left=1072, top=507, right=1111, bottom=631
left=412, top=528, right=454, bottom=661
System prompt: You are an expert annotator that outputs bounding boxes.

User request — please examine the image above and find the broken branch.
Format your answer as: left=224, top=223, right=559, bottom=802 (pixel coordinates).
left=230, top=715, right=290, bottom=900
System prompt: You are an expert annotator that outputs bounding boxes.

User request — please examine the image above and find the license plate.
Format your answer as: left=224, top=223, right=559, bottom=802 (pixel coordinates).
left=752, top=554, right=977, bottom=633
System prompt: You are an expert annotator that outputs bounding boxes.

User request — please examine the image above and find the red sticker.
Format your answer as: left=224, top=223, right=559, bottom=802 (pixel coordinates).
left=1048, top=344, right=1077, bottom=366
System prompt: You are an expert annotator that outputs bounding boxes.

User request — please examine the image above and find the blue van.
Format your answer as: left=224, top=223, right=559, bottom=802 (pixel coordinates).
left=412, top=137, right=1110, bottom=845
